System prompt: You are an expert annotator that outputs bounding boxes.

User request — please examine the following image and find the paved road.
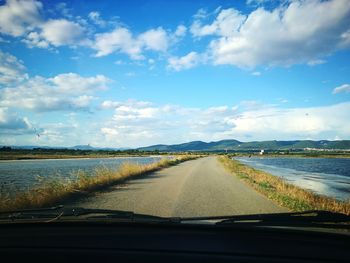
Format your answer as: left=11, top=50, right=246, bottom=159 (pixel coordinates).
left=69, top=156, right=288, bottom=217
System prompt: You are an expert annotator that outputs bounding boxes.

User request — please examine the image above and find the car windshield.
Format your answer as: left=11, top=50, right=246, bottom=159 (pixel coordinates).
left=0, top=0, right=349, bottom=227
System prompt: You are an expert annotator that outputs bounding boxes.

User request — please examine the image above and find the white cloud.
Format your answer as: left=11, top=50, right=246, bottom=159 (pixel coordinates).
left=192, top=0, right=350, bottom=68
left=93, top=26, right=181, bottom=59
left=174, top=25, right=187, bottom=37
left=39, top=19, right=88, bottom=47
left=193, top=8, right=209, bottom=20
left=98, top=100, right=350, bottom=147
left=99, top=100, right=188, bottom=146
left=100, top=100, right=123, bottom=109
left=0, top=51, right=27, bottom=85
left=0, top=1, right=184, bottom=59
left=0, top=70, right=111, bottom=112
left=0, top=0, right=91, bottom=49
left=167, top=52, right=202, bottom=71
left=0, top=107, right=32, bottom=134
left=333, top=83, right=350, bottom=94
left=88, top=11, right=107, bottom=27
left=102, top=100, right=157, bottom=120
left=22, top=31, right=50, bottom=48
left=139, top=27, right=168, bottom=52
left=230, top=102, right=350, bottom=140
left=0, top=0, right=42, bottom=37
left=72, top=95, right=95, bottom=108
left=4, top=96, right=349, bottom=147
left=50, top=73, right=110, bottom=93
left=191, top=8, right=246, bottom=37
left=93, top=27, right=144, bottom=59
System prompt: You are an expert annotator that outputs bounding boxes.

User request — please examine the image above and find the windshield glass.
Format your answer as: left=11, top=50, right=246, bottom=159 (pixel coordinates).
left=0, top=0, right=349, bottom=223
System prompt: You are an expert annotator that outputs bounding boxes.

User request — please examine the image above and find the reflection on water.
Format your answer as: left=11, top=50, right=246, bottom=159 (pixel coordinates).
left=0, top=157, right=161, bottom=193
left=235, top=157, right=350, bottom=201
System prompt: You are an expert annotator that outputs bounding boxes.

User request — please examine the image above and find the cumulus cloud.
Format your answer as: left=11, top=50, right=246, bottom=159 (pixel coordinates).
left=102, top=100, right=162, bottom=121
left=191, top=0, right=350, bottom=68
left=39, top=19, right=88, bottom=47
left=0, top=107, right=32, bottom=134
left=333, top=83, right=350, bottom=94
left=188, top=106, right=238, bottom=136
left=23, top=18, right=90, bottom=48
left=99, top=100, right=183, bottom=146
left=93, top=27, right=143, bottom=59
left=0, top=0, right=42, bottom=37
left=230, top=102, right=350, bottom=140
left=138, top=27, right=169, bottom=52
left=0, top=0, right=185, bottom=59
left=93, top=26, right=181, bottom=59
left=191, top=8, right=246, bottom=37
left=50, top=73, right=110, bottom=93
left=22, top=31, right=49, bottom=48
left=0, top=51, right=27, bottom=85
left=100, top=100, right=123, bottom=109
left=0, top=73, right=110, bottom=112
left=0, top=52, right=111, bottom=112
left=98, top=100, right=350, bottom=147
left=0, top=0, right=91, bottom=49
left=167, top=52, right=202, bottom=71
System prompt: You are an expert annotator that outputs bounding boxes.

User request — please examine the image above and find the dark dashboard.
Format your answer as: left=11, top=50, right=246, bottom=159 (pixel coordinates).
left=1, top=222, right=349, bottom=263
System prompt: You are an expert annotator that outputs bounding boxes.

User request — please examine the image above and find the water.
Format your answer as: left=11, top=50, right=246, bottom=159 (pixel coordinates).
left=235, top=157, right=350, bottom=201
left=0, top=157, right=161, bottom=194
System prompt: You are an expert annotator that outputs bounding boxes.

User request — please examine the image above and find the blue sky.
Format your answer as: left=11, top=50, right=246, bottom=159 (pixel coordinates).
left=0, top=0, right=349, bottom=147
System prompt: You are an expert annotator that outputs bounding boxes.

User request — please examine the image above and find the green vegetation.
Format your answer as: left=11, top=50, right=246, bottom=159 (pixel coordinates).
left=226, top=152, right=350, bottom=158
left=0, top=155, right=199, bottom=212
left=138, top=139, right=350, bottom=152
left=0, top=148, right=194, bottom=160
left=1, top=144, right=349, bottom=160
left=218, top=156, right=350, bottom=215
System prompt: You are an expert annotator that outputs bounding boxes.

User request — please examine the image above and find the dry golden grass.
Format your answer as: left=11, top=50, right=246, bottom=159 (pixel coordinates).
left=0, top=155, right=199, bottom=212
left=218, top=156, right=350, bottom=215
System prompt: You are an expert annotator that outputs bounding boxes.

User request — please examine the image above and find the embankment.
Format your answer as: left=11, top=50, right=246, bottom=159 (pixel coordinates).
left=0, top=155, right=199, bottom=212
left=218, top=156, right=350, bottom=215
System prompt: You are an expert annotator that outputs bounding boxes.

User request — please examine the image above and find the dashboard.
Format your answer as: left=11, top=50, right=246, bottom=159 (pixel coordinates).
left=1, top=222, right=349, bottom=262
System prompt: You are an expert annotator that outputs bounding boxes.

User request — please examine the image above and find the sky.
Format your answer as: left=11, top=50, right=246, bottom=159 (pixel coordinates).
left=0, top=0, right=349, bottom=148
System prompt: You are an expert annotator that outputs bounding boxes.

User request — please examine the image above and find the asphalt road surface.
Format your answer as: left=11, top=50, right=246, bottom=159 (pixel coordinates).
left=69, top=156, right=288, bottom=217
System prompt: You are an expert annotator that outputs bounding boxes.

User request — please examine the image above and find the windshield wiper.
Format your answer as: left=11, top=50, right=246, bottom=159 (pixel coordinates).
left=0, top=206, right=179, bottom=223
left=0, top=205, right=64, bottom=221
left=180, top=210, right=350, bottom=229
left=1, top=207, right=348, bottom=229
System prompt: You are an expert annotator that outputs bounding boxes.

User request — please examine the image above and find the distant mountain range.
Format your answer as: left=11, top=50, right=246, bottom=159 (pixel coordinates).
left=137, top=140, right=350, bottom=152
left=2, top=145, right=130, bottom=151
left=4, top=140, right=350, bottom=152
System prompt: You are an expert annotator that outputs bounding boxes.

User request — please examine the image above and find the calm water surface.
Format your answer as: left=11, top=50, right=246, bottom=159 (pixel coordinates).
left=235, top=157, right=350, bottom=201
left=0, top=157, right=161, bottom=193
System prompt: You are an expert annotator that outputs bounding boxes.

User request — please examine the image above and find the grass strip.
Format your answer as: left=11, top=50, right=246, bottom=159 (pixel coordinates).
left=218, top=156, right=350, bottom=215
left=0, top=155, right=199, bottom=212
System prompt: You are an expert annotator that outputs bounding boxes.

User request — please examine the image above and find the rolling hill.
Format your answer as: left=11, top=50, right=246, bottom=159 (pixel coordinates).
left=138, top=140, right=350, bottom=152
